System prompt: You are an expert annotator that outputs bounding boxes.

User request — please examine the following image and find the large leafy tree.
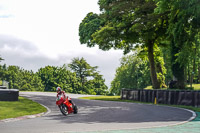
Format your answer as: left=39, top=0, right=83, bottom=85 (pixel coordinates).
left=88, top=73, right=108, bottom=95
left=37, top=66, right=58, bottom=91
left=155, top=0, right=200, bottom=89
left=79, top=0, right=168, bottom=89
left=68, top=57, right=108, bottom=94
left=110, top=49, right=151, bottom=95
left=0, top=64, right=44, bottom=91
left=37, top=65, right=76, bottom=92
left=68, top=57, right=97, bottom=89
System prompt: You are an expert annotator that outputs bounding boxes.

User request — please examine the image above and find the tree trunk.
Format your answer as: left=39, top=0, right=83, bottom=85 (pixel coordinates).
left=190, top=59, right=193, bottom=88
left=198, top=64, right=200, bottom=83
left=175, top=65, right=185, bottom=89
left=187, top=63, right=190, bottom=84
left=191, top=48, right=196, bottom=86
left=171, top=40, right=185, bottom=89
left=147, top=40, right=160, bottom=89
left=184, top=64, right=187, bottom=84
left=156, top=62, right=167, bottom=88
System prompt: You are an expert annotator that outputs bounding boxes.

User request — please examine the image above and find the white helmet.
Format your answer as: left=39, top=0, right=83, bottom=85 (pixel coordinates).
left=56, top=87, right=61, bottom=93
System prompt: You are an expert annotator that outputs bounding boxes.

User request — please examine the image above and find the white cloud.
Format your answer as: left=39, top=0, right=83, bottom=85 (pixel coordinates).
left=0, top=0, right=101, bottom=57
left=0, top=0, right=124, bottom=88
left=0, top=35, right=123, bottom=87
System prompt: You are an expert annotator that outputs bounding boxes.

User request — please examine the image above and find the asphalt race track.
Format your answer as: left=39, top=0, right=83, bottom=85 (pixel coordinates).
left=0, top=92, right=194, bottom=133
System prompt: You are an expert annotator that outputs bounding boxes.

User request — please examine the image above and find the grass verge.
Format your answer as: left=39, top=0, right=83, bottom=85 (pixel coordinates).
left=79, top=96, right=200, bottom=112
left=0, top=97, right=47, bottom=120
left=144, top=84, right=200, bottom=90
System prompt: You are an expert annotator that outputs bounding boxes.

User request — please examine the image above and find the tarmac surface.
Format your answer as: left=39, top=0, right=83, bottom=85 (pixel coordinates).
left=77, top=112, right=200, bottom=133
left=0, top=92, right=195, bottom=133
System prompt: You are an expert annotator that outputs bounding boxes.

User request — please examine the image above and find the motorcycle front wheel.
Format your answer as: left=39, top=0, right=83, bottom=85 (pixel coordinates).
left=59, top=104, right=68, bottom=116
left=73, top=105, right=78, bottom=114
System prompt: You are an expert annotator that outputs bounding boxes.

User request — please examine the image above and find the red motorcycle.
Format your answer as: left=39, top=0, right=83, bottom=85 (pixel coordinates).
left=56, top=95, right=78, bottom=116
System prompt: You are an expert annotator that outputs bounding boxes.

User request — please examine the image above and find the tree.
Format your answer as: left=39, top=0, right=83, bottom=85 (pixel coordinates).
left=68, top=57, right=108, bottom=94
left=79, top=0, right=168, bottom=89
left=155, top=0, right=200, bottom=89
left=6, top=66, right=21, bottom=89
left=89, top=73, right=108, bottom=95
left=110, top=49, right=151, bottom=95
left=37, top=66, right=58, bottom=91
left=0, top=64, right=45, bottom=91
left=68, top=57, right=97, bottom=91
left=37, top=65, right=76, bottom=92
left=54, top=65, right=78, bottom=93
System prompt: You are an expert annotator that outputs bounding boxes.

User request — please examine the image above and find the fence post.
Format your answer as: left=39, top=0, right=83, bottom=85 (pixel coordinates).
left=198, top=91, right=200, bottom=107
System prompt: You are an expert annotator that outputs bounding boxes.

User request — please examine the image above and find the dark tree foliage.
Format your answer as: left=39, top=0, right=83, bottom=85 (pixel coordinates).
left=156, top=0, right=200, bottom=89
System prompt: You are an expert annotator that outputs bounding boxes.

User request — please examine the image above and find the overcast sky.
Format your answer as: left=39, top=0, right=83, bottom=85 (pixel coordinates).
left=0, top=0, right=124, bottom=88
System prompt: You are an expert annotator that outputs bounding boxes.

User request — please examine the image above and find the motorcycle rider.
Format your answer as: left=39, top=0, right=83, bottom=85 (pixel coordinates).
left=56, top=87, right=73, bottom=104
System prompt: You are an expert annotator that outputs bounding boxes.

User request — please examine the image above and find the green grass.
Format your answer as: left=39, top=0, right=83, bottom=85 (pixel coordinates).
left=144, top=86, right=153, bottom=90
left=187, top=84, right=200, bottom=90
left=80, top=96, right=121, bottom=101
left=0, top=97, right=47, bottom=120
left=144, top=84, right=200, bottom=90
left=80, top=96, right=156, bottom=105
left=80, top=96, right=200, bottom=112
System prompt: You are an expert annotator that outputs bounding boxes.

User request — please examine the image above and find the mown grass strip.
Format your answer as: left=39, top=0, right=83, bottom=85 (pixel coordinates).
left=0, top=97, right=47, bottom=120
left=80, top=96, right=121, bottom=101
left=80, top=96, right=200, bottom=112
left=144, top=84, right=200, bottom=90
